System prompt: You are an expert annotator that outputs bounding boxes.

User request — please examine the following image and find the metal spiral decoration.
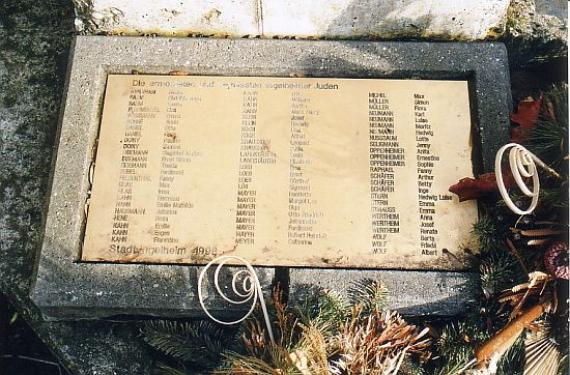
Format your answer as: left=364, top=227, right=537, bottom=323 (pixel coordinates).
left=197, top=255, right=275, bottom=344
left=495, top=143, right=543, bottom=216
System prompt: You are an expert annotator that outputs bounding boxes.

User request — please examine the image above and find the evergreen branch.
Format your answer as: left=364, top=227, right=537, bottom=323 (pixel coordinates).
left=434, top=359, right=473, bottom=375
left=496, top=335, right=524, bottom=375
left=296, top=287, right=349, bottom=336
left=347, top=278, right=388, bottom=313
left=528, top=85, right=568, bottom=171
left=141, top=320, right=233, bottom=369
left=153, top=362, right=192, bottom=375
left=472, top=217, right=505, bottom=252
left=437, top=322, right=476, bottom=365
left=480, top=252, right=518, bottom=298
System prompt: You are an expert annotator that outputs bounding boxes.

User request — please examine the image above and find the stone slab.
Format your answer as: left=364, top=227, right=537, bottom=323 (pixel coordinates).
left=289, top=269, right=478, bottom=316
left=73, top=0, right=261, bottom=36
left=31, top=36, right=511, bottom=319
left=73, top=0, right=511, bottom=40
left=262, top=0, right=510, bottom=40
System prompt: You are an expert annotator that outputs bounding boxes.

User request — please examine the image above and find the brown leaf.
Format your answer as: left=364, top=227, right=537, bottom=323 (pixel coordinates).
left=510, top=95, right=543, bottom=144
left=448, top=171, right=515, bottom=202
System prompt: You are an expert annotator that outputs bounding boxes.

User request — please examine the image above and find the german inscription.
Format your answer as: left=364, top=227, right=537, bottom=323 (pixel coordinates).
left=82, top=74, right=477, bottom=269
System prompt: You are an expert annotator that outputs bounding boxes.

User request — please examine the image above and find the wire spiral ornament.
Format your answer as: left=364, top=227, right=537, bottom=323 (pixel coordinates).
left=495, top=143, right=557, bottom=216
left=197, top=255, right=275, bottom=344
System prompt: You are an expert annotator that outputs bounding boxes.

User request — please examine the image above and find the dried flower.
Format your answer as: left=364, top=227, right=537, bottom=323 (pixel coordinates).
left=544, top=241, right=569, bottom=280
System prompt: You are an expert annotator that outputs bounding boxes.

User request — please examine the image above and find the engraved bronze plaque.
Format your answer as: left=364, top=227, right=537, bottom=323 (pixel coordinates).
left=82, top=74, right=477, bottom=269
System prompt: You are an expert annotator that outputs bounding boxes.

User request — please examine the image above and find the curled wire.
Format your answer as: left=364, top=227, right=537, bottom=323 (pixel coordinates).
left=495, top=143, right=547, bottom=216
left=197, top=255, right=275, bottom=344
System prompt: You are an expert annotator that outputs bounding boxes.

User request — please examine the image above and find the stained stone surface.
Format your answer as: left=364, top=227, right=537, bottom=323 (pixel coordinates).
left=505, top=0, right=567, bottom=67
left=72, top=0, right=512, bottom=40
left=31, top=36, right=511, bottom=321
left=261, top=0, right=511, bottom=39
left=0, top=1, right=152, bottom=373
left=71, top=0, right=567, bottom=69
left=289, top=269, right=477, bottom=316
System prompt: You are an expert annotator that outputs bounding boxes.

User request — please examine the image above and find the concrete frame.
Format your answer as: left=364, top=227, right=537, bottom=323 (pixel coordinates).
left=31, top=36, right=511, bottom=319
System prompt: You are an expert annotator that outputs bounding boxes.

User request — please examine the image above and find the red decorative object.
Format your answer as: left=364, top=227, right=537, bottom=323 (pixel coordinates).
left=544, top=241, right=569, bottom=280
left=510, top=95, right=543, bottom=144
left=448, top=171, right=516, bottom=202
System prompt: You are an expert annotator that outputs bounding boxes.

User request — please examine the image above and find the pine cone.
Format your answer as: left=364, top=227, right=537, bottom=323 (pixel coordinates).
left=544, top=241, right=569, bottom=280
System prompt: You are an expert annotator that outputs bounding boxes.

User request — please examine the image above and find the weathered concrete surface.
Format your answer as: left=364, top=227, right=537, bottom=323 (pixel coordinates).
left=73, top=0, right=512, bottom=40
left=0, top=1, right=152, bottom=373
left=289, top=269, right=477, bottom=316
left=504, top=0, right=568, bottom=67
left=73, top=0, right=261, bottom=36
left=32, top=36, right=511, bottom=320
left=262, top=0, right=510, bottom=40
left=71, top=0, right=567, bottom=67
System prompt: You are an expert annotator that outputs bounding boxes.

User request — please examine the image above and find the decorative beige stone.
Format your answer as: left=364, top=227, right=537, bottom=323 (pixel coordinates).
left=72, top=0, right=261, bottom=35
left=262, top=0, right=510, bottom=40
left=73, top=0, right=511, bottom=40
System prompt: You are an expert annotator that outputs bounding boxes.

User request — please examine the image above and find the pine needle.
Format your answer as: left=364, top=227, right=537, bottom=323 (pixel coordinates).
left=348, top=278, right=389, bottom=313
left=141, top=320, right=233, bottom=369
left=528, top=85, right=568, bottom=171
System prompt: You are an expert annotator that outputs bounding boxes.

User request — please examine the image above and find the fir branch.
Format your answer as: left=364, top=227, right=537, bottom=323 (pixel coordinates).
left=528, top=85, right=568, bottom=171
left=437, top=322, right=476, bottom=365
left=141, top=320, right=234, bottom=369
left=539, top=185, right=569, bottom=209
left=434, top=359, right=473, bottom=375
left=347, top=278, right=388, bottom=313
left=472, top=217, right=505, bottom=252
left=153, top=362, right=192, bottom=375
left=496, top=335, right=524, bottom=375
left=296, top=287, right=349, bottom=336
left=480, top=253, right=518, bottom=298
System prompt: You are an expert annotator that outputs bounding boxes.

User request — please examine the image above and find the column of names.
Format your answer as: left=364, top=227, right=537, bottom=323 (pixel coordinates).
left=368, top=92, right=406, bottom=254
left=109, top=85, right=154, bottom=245
left=235, top=91, right=259, bottom=245
left=414, top=93, right=440, bottom=256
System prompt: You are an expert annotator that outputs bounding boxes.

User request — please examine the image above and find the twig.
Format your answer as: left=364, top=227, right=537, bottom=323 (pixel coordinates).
left=1, top=354, right=60, bottom=367
left=505, top=239, right=529, bottom=274
left=475, top=302, right=548, bottom=368
left=511, top=227, right=565, bottom=237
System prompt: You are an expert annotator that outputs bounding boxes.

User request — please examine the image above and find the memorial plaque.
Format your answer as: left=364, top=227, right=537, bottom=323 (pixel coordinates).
left=82, top=74, right=477, bottom=269
left=33, top=38, right=511, bottom=319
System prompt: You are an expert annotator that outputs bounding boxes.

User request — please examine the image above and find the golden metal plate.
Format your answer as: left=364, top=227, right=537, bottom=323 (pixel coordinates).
left=82, top=74, right=477, bottom=269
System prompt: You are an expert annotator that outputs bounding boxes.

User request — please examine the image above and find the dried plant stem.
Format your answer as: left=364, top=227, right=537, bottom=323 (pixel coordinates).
left=506, top=239, right=529, bottom=274
left=511, top=228, right=565, bottom=237
left=475, top=303, right=547, bottom=367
